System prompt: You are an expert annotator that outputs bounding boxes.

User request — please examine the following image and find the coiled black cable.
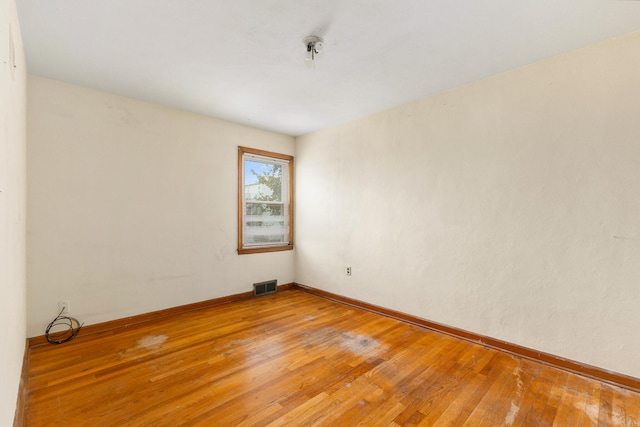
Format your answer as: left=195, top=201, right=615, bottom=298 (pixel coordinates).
left=45, top=309, right=83, bottom=344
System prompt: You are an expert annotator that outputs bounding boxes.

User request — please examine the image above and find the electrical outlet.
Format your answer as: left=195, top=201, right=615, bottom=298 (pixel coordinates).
left=58, top=300, right=69, bottom=314
left=346, top=266, right=352, bottom=276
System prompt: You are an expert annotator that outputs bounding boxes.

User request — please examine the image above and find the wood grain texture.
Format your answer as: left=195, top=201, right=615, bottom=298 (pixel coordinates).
left=293, top=283, right=640, bottom=393
left=28, top=284, right=294, bottom=347
left=24, top=290, right=639, bottom=426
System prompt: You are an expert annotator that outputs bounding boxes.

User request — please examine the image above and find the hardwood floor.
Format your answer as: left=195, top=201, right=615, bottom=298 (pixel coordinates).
left=24, top=290, right=640, bottom=426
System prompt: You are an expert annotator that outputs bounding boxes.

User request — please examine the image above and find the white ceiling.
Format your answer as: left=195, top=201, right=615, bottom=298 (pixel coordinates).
left=16, top=0, right=640, bottom=136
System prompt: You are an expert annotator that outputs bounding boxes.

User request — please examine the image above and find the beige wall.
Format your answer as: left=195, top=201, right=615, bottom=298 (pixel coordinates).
left=27, top=76, right=295, bottom=336
left=296, top=31, right=640, bottom=378
left=0, top=0, right=27, bottom=423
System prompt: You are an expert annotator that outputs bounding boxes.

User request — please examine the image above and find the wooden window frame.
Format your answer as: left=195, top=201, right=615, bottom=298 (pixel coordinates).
left=238, top=146, right=294, bottom=255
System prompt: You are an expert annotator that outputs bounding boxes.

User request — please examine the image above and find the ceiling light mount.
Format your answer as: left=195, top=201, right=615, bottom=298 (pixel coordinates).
left=304, top=35, right=324, bottom=61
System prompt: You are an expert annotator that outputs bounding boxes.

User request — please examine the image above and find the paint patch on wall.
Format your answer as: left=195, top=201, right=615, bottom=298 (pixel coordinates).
left=9, top=25, right=17, bottom=80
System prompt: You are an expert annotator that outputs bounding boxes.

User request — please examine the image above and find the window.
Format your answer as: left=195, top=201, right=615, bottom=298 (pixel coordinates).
left=238, top=146, right=294, bottom=254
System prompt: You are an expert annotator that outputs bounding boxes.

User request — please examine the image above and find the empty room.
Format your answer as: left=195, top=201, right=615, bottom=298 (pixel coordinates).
left=2, top=0, right=640, bottom=425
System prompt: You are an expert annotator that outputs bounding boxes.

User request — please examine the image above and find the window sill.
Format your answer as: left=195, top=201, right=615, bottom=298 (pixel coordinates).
left=237, top=245, right=294, bottom=255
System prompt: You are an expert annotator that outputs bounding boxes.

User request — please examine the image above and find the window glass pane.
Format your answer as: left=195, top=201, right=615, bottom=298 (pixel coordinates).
left=242, top=155, right=289, bottom=247
left=244, top=160, right=283, bottom=203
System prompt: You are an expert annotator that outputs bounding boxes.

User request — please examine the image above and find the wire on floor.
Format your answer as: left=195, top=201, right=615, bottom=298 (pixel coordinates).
left=45, top=309, right=84, bottom=344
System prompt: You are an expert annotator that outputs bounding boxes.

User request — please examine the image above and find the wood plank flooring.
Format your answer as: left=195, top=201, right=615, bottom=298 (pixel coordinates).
left=24, top=290, right=640, bottom=426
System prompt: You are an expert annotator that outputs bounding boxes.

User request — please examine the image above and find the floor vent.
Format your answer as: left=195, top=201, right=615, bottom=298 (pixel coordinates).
left=253, top=280, right=277, bottom=297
